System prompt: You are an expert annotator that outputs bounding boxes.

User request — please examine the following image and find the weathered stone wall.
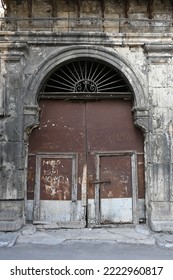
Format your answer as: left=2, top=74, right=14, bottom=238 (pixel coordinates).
left=0, top=0, right=173, bottom=231
left=0, top=43, right=26, bottom=230
left=4, top=0, right=173, bottom=19
left=145, top=45, right=173, bottom=231
left=2, top=0, right=173, bottom=32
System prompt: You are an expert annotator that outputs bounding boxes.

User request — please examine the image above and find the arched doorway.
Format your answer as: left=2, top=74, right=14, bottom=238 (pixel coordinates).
left=26, top=58, right=145, bottom=227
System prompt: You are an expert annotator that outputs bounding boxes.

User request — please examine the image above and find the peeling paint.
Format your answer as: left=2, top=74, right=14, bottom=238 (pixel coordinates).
left=41, top=159, right=71, bottom=200
left=81, top=164, right=87, bottom=207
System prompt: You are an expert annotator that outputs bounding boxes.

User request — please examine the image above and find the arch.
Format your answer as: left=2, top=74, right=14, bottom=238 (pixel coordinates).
left=23, top=45, right=147, bottom=109
left=24, top=45, right=148, bottom=225
left=40, top=59, right=131, bottom=96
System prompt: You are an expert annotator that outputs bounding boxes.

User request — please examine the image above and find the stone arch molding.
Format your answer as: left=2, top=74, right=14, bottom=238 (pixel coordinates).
left=23, top=45, right=149, bottom=133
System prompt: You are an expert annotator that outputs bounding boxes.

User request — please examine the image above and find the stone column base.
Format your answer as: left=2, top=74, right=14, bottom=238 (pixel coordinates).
left=150, top=220, right=173, bottom=233
left=0, top=200, right=24, bottom=231
left=149, top=202, right=173, bottom=232
left=0, top=218, right=23, bottom=231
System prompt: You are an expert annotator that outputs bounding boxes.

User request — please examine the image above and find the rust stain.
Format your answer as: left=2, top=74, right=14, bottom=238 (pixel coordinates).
left=100, top=155, right=132, bottom=199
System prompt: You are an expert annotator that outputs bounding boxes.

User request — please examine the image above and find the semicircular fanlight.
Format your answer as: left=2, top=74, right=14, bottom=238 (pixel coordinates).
left=40, top=60, right=131, bottom=95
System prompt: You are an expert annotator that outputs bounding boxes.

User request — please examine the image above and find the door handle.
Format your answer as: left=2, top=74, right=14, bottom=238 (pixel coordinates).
left=92, top=179, right=111, bottom=185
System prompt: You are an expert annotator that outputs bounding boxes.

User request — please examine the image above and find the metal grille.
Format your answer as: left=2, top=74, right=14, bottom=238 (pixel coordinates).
left=40, top=60, right=131, bottom=96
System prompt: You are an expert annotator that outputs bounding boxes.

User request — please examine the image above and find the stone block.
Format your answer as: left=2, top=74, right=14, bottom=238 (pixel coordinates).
left=0, top=201, right=24, bottom=220
left=150, top=202, right=173, bottom=227
left=148, top=163, right=171, bottom=202
left=147, top=132, right=171, bottom=163
left=0, top=219, right=23, bottom=232
left=104, top=14, right=119, bottom=33
left=149, top=88, right=173, bottom=109
left=1, top=141, right=25, bottom=169
left=149, top=64, right=168, bottom=88
left=150, top=220, right=173, bottom=233
left=5, top=118, right=24, bottom=142
left=0, top=169, right=24, bottom=199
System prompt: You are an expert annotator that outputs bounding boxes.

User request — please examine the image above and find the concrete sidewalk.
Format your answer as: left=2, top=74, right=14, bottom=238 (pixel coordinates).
left=1, top=224, right=173, bottom=248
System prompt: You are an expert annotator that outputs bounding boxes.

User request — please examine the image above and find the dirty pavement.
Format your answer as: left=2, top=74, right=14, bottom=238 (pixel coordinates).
left=1, top=224, right=173, bottom=254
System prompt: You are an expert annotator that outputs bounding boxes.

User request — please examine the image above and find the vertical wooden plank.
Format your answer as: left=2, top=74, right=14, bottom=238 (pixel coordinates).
left=131, top=152, right=139, bottom=225
left=81, top=163, right=87, bottom=207
left=95, top=154, right=100, bottom=224
left=33, top=155, right=41, bottom=221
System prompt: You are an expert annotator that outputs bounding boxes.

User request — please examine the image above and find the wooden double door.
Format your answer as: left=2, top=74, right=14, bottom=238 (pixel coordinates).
left=27, top=99, right=145, bottom=226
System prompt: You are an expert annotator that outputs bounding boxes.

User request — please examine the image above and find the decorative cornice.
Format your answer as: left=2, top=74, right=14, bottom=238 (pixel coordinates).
left=0, top=41, right=27, bottom=50
left=144, top=43, right=173, bottom=53
left=132, top=107, right=149, bottom=133
left=144, top=43, right=173, bottom=63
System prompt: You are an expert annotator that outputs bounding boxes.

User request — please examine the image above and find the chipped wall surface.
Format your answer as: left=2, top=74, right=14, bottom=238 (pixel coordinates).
left=0, top=0, right=173, bottom=231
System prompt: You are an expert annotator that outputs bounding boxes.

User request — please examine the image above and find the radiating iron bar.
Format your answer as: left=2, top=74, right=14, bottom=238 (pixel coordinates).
left=53, top=72, right=75, bottom=86
left=72, top=63, right=81, bottom=80
left=79, top=61, right=84, bottom=80
left=85, top=61, right=87, bottom=80
left=93, top=68, right=115, bottom=84
left=97, top=73, right=121, bottom=86
left=99, top=85, right=127, bottom=91
left=91, top=65, right=107, bottom=83
left=60, top=66, right=78, bottom=83
left=98, top=79, right=123, bottom=89
left=88, top=62, right=94, bottom=80
left=49, top=76, right=73, bottom=86
left=49, top=78, right=74, bottom=90
left=90, top=63, right=101, bottom=81
left=44, top=84, right=72, bottom=91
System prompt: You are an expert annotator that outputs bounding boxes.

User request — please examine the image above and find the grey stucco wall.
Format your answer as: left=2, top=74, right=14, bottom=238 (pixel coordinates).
left=0, top=30, right=173, bottom=231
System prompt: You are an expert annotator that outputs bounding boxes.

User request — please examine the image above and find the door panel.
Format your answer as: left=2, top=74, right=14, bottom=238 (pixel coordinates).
left=28, top=100, right=86, bottom=224
left=34, top=153, right=78, bottom=223
left=100, top=155, right=132, bottom=199
left=85, top=100, right=143, bottom=151
left=99, top=154, right=133, bottom=224
left=40, top=157, right=72, bottom=201
left=27, top=99, right=145, bottom=225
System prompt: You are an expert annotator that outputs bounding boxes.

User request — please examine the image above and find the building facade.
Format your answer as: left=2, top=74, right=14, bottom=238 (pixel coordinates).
left=0, top=0, right=173, bottom=232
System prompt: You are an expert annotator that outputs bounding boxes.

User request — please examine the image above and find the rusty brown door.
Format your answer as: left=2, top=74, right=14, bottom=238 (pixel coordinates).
left=86, top=101, right=144, bottom=225
left=27, top=99, right=144, bottom=225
